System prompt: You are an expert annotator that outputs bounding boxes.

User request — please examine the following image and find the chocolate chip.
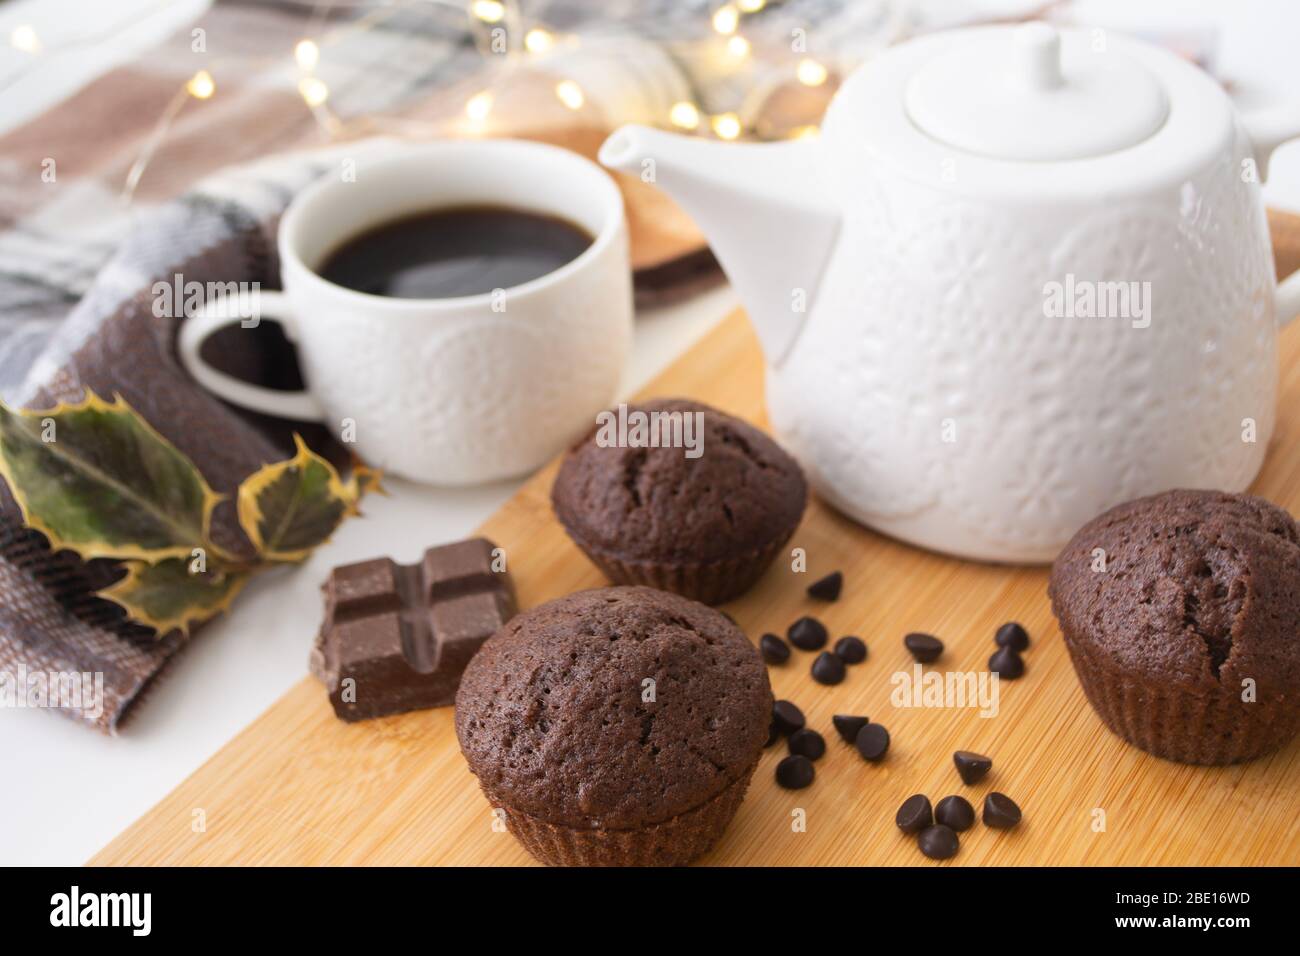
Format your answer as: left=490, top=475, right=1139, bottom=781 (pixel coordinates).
left=983, top=792, right=1022, bottom=828
left=766, top=721, right=779, bottom=747
left=788, top=616, right=828, bottom=650
left=832, top=714, right=869, bottom=743
left=917, top=824, right=959, bottom=860
left=895, top=794, right=933, bottom=834
left=776, top=754, right=815, bottom=789
left=934, top=795, right=975, bottom=832
left=995, top=621, right=1030, bottom=651
left=833, top=635, right=867, bottom=664
left=788, top=728, right=826, bottom=761
left=904, top=632, right=944, bottom=663
left=760, top=633, right=791, bottom=665
left=989, top=646, right=1025, bottom=679
left=854, top=722, right=890, bottom=761
left=806, top=571, right=843, bottom=601
left=953, top=750, right=992, bottom=785
left=811, top=651, right=846, bottom=685
left=772, top=700, right=805, bottom=737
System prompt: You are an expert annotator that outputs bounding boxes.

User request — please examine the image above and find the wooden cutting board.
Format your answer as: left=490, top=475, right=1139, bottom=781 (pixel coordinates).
left=93, top=302, right=1300, bottom=866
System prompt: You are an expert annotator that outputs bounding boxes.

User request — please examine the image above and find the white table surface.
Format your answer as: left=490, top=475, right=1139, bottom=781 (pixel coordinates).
left=1, top=0, right=1298, bottom=866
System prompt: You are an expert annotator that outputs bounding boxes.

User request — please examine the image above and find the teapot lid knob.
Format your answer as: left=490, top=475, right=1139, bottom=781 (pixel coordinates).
left=1012, top=22, right=1063, bottom=90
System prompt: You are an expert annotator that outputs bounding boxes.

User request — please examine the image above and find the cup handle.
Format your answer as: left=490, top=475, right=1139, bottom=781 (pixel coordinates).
left=178, top=290, right=326, bottom=421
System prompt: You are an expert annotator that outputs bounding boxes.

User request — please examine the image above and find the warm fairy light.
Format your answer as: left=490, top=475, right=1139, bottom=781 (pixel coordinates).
left=471, top=0, right=505, bottom=23
left=120, top=1, right=822, bottom=210
left=186, top=70, right=216, bottom=100
left=712, top=4, right=739, bottom=35
left=10, top=25, right=41, bottom=54
left=294, top=39, right=320, bottom=70
left=711, top=112, right=741, bottom=140
left=465, top=90, right=494, bottom=122
left=796, top=58, right=828, bottom=86
left=669, top=101, right=701, bottom=130
left=524, top=28, right=554, bottom=54
left=554, top=80, right=584, bottom=110
left=299, top=77, right=329, bottom=107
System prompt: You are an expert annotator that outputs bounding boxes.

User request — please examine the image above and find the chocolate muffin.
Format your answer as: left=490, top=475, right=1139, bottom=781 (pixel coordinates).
left=454, top=586, right=772, bottom=866
left=1049, top=489, right=1300, bottom=765
left=551, top=398, right=806, bottom=604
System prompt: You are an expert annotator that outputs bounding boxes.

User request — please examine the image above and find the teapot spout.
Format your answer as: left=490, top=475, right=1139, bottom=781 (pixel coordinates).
left=600, top=125, right=839, bottom=366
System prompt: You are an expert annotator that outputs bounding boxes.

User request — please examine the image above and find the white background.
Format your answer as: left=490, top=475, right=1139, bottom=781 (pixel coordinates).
left=0, top=0, right=1298, bottom=865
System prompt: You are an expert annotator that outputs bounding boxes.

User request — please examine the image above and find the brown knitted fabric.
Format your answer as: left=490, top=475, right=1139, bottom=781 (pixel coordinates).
left=1049, top=489, right=1300, bottom=764
left=551, top=398, right=807, bottom=604
left=0, top=230, right=322, bottom=733
left=455, top=586, right=772, bottom=865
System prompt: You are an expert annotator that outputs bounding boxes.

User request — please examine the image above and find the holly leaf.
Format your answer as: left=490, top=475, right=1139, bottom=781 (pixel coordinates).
left=347, top=461, right=386, bottom=501
left=99, top=556, right=248, bottom=636
left=0, top=392, right=223, bottom=562
left=237, top=434, right=362, bottom=562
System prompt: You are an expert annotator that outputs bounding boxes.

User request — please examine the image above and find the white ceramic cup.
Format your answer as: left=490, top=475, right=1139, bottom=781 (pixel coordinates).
left=179, top=140, right=632, bottom=485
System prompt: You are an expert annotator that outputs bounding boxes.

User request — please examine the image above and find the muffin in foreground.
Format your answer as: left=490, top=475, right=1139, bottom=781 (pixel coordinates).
left=1049, top=489, right=1300, bottom=765
left=551, top=398, right=807, bottom=604
left=454, top=586, right=772, bottom=866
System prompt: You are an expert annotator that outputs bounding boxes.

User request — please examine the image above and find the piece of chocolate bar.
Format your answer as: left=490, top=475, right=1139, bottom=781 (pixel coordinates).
left=310, top=537, right=515, bottom=722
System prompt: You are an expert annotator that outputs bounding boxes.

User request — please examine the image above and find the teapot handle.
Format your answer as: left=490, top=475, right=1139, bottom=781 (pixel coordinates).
left=1280, top=272, right=1300, bottom=328
left=1243, top=102, right=1300, bottom=185
left=1244, top=105, right=1300, bottom=326
left=1237, top=108, right=1300, bottom=324
left=1271, top=209, right=1300, bottom=328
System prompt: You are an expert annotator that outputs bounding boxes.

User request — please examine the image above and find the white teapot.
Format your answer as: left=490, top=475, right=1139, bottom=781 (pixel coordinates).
left=601, top=23, right=1300, bottom=563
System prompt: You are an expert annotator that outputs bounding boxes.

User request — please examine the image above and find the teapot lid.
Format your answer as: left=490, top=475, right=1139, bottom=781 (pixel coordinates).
left=823, top=23, right=1234, bottom=197
left=904, top=23, right=1168, bottom=161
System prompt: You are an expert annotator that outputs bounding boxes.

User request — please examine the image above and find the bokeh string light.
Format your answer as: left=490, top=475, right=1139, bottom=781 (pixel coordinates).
left=8, top=0, right=842, bottom=205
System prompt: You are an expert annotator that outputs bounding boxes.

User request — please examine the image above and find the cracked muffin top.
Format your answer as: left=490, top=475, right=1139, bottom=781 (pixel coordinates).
left=1049, top=490, right=1300, bottom=695
left=551, top=398, right=807, bottom=565
left=454, top=586, right=772, bottom=830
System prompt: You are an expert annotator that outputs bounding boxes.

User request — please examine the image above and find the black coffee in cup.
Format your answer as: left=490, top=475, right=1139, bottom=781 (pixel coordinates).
left=318, top=205, right=593, bottom=299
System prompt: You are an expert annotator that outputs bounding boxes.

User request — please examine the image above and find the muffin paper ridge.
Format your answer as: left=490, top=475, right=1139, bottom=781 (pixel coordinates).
left=1062, top=633, right=1300, bottom=765
left=574, top=534, right=793, bottom=605
left=490, top=760, right=757, bottom=866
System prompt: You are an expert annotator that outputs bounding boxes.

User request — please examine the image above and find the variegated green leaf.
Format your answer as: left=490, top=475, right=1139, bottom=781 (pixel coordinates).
left=100, top=556, right=248, bottom=636
left=0, top=392, right=222, bottom=562
left=237, top=434, right=361, bottom=562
